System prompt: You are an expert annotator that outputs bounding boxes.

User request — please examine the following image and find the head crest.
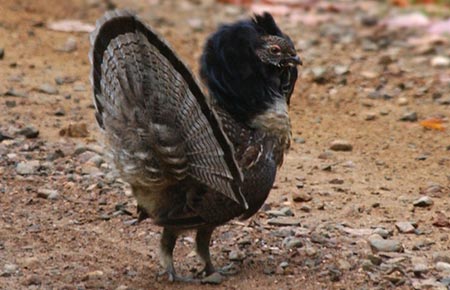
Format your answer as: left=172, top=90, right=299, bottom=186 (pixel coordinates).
left=252, top=12, right=283, bottom=37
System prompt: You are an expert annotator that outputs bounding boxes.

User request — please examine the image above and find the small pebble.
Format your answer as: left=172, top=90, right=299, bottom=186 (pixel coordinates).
left=397, top=97, right=408, bottom=106
left=293, top=191, right=312, bottom=202
left=3, top=263, right=18, bottom=275
left=311, top=66, right=328, bottom=83
left=399, top=111, right=418, bottom=122
left=16, top=160, right=40, bottom=175
left=38, top=83, right=58, bottom=95
left=413, top=196, right=433, bottom=207
left=23, top=275, right=41, bottom=286
left=413, top=263, right=429, bottom=276
left=187, top=18, right=204, bottom=31
left=59, top=37, right=77, bottom=52
left=395, top=221, right=415, bottom=233
left=431, top=56, right=450, bottom=68
left=17, top=126, right=39, bottom=138
left=282, top=237, right=304, bottom=249
left=329, top=140, right=353, bottom=151
left=37, top=189, right=59, bottom=200
left=59, top=123, right=89, bottom=137
left=369, top=239, right=403, bottom=253
left=436, top=262, right=450, bottom=272
left=54, top=108, right=66, bottom=116
left=433, top=251, right=450, bottom=263
left=229, top=250, right=245, bottom=261
left=268, top=217, right=301, bottom=226
left=365, top=112, right=376, bottom=121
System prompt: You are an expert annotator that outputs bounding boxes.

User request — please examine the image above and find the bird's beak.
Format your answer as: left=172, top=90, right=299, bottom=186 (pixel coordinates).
left=289, top=55, right=302, bottom=66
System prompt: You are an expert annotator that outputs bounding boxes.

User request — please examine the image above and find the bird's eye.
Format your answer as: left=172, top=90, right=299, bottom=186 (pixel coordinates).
left=269, top=45, right=281, bottom=54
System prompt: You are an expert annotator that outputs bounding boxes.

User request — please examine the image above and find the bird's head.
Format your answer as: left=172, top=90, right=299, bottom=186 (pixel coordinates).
left=252, top=13, right=302, bottom=69
left=255, top=35, right=302, bottom=68
left=200, top=12, right=300, bottom=127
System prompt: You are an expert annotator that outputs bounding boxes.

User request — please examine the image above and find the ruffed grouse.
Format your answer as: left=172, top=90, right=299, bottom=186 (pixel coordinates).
left=90, top=10, right=300, bottom=282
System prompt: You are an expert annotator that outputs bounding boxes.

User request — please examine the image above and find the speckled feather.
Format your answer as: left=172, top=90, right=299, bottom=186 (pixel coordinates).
left=90, top=10, right=293, bottom=228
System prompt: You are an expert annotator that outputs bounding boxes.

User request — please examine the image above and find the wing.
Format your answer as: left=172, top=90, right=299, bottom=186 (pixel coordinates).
left=89, top=10, right=247, bottom=207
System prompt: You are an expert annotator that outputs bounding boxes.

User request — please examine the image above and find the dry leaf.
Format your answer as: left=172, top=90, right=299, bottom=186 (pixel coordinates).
left=419, top=118, right=446, bottom=131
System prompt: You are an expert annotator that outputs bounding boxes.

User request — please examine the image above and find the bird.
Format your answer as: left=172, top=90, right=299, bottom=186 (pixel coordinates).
left=90, top=9, right=300, bottom=283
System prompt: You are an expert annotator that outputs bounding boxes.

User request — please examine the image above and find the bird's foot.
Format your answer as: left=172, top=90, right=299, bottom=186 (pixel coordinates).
left=200, top=272, right=223, bottom=284
left=158, top=270, right=199, bottom=283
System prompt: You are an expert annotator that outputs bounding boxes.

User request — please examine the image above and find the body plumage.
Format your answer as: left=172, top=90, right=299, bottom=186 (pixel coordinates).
left=90, top=10, right=300, bottom=282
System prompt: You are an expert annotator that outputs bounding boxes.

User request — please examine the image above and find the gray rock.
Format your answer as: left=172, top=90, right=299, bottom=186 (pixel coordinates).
left=311, top=67, right=328, bottom=83
left=54, top=108, right=65, bottom=116
left=334, top=65, right=349, bottom=75
left=328, top=265, right=342, bottom=282
left=5, top=100, right=16, bottom=108
left=367, top=254, right=382, bottom=266
left=395, top=221, right=415, bottom=233
left=365, top=112, right=377, bottom=121
left=268, top=217, right=301, bottom=226
left=3, top=263, right=18, bottom=276
left=412, top=278, right=447, bottom=290
left=399, top=111, right=418, bottom=122
left=397, top=97, right=408, bottom=106
left=329, top=139, right=353, bottom=151
left=362, top=39, right=378, bottom=51
left=88, top=155, right=104, bottom=167
left=282, top=237, right=304, bottom=249
left=61, top=37, right=77, bottom=52
left=38, top=83, right=58, bottom=95
left=293, top=192, right=312, bottom=202
left=229, top=250, right=245, bottom=261
left=413, top=263, right=429, bottom=276
left=279, top=207, right=293, bottom=216
left=433, top=251, right=450, bottom=263
left=272, top=227, right=294, bottom=237
left=431, top=56, right=450, bottom=68
left=4, top=88, right=28, bottom=97
left=373, top=228, right=391, bottom=238
left=55, top=75, right=77, bottom=85
left=337, top=259, right=351, bottom=271
left=413, top=196, right=433, bottom=207
left=187, top=18, right=204, bottom=31
left=17, top=126, right=39, bottom=138
left=436, top=262, right=450, bottom=272
left=16, top=160, right=40, bottom=175
left=361, top=259, right=375, bottom=271
left=369, top=239, right=403, bottom=253
left=73, top=84, right=86, bottom=92
left=300, top=205, right=311, bottom=212
left=304, top=246, right=317, bottom=256
left=266, top=210, right=287, bottom=217
left=37, top=189, right=59, bottom=200
left=438, top=97, right=450, bottom=105
left=293, top=137, right=305, bottom=144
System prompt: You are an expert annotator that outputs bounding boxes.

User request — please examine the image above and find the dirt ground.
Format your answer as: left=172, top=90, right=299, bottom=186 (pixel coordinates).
left=0, top=0, right=449, bottom=289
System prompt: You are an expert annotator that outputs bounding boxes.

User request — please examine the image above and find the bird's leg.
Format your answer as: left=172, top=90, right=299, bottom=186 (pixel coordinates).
left=195, top=227, right=236, bottom=284
left=159, top=227, right=196, bottom=283
left=195, top=226, right=216, bottom=276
